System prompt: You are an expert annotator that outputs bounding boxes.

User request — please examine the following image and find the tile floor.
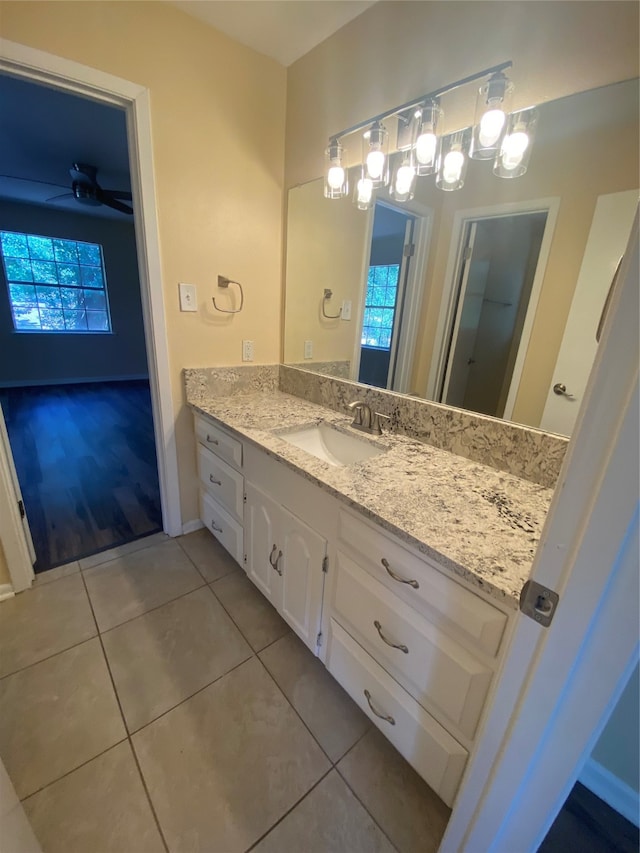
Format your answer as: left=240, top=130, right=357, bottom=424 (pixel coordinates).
left=0, top=529, right=451, bottom=853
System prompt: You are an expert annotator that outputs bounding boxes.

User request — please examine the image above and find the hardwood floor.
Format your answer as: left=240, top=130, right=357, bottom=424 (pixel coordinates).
left=1, top=381, right=162, bottom=572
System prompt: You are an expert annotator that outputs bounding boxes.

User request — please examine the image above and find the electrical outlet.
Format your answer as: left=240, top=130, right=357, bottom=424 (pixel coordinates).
left=304, top=340, right=313, bottom=359
left=179, top=282, right=197, bottom=312
left=242, top=340, right=254, bottom=362
left=341, top=299, right=352, bottom=320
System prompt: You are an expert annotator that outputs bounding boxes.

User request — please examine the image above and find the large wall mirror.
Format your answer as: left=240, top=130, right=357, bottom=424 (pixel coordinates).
left=283, top=79, right=639, bottom=437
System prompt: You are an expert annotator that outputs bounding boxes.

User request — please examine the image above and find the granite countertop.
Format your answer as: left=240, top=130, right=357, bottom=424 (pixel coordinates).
left=187, top=389, right=554, bottom=609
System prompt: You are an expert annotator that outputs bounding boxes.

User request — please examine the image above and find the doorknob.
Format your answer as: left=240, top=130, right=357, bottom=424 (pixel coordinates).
left=553, top=383, right=575, bottom=399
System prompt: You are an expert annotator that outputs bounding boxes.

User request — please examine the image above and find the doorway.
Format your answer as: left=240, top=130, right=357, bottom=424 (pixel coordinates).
left=440, top=211, right=547, bottom=418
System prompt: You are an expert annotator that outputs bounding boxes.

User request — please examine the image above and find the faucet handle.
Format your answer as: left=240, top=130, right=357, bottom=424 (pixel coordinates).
left=371, top=412, right=391, bottom=435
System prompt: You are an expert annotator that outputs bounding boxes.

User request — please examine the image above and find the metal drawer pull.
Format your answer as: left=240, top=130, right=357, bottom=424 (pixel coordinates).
left=381, top=558, right=419, bottom=589
left=364, top=689, right=395, bottom=725
left=211, top=521, right=223, bottom=534
left=374, top=620, right=409, bottom=654
left=209, top=474, right=222, bottom=486
left=206, top=434, right=219, bottom=445
left=269, top=544, right=283, bottom=575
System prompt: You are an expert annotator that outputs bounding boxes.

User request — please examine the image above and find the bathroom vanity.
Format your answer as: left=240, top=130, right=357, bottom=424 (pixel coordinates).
left=186, top=369, right=554, bottom=807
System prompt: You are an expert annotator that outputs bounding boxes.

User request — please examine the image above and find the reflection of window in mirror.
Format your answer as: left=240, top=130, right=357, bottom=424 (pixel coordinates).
left=361, top=264, right=400, bottom=349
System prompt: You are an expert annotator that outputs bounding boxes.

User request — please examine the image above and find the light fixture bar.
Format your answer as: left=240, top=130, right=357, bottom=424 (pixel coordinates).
left=329, top=60, right=512, bottom=142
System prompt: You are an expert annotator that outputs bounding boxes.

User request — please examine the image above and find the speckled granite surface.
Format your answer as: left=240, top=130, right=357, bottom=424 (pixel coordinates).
left=280, top=366, right=568, bottom=489
left=184, top=365, right=279, bottom=399
left=186, top=380, right=554, bottom=609
left=288, top=360, right=351, bottom=379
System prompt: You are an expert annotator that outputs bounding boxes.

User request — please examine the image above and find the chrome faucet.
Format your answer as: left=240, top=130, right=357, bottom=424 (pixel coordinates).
left=348, top=401, right=390, bottom=435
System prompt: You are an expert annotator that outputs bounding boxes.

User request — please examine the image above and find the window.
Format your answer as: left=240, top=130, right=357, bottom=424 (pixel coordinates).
left=361, top=263, right=400, bottom=350
left=0, top=230, right=112, bottom=333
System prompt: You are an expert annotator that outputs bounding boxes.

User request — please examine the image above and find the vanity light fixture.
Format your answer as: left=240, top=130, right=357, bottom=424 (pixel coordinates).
left=493, top=106, right=538, bottom=178
left=389, top=150, right=417, bottom=202
left=436, top=129, right=471, bottom=191
left=362, top=121, right=390, bottom=187
left=470, top=71, right=513, bottom=160
left=414, top=99, right=443, bottom=176
left=354, top=175, right=374, bottom=210
left=324, top=138, right=348, bottom=198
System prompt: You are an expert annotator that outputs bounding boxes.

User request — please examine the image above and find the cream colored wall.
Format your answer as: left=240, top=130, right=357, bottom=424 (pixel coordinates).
left=1, top=1, right=286, bottom=524
left=0, top=538, right=10, bottom=586
left=284, top=178, right=367, bottom=363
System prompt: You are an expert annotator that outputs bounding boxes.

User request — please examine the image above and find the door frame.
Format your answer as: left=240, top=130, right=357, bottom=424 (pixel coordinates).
left=425, top=197, right=559, bottom=418
left=0, top=38, right=182, bottom=591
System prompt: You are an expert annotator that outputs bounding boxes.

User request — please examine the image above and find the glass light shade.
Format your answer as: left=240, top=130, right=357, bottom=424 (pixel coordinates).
left=389, top=152, right=416, bottom=202
left=436, top=129, right=471, bottom=191
left=493, top=107, right=539, bottom=178
left=353, top=173, right=374, bottom=210
left=414, top=100, right=443, bottom=176
left=470, top=72, right=513, bottom=160
left=324, top=140, right=348, bottom=199
left=362, top=122, right=389, bottom=187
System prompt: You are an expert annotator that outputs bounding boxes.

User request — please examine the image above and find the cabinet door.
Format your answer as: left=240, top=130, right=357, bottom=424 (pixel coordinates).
left=279, top=506, right=327, bottom=653
left=244, top=482, right=280, bottom=605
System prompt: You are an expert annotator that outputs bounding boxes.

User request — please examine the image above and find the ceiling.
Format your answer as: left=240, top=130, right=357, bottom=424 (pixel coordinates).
left=169, top=0, right=377, bottom=66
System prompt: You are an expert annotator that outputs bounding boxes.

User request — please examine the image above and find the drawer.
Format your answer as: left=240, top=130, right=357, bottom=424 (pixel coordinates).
left=194, top=414, right=243, bottom=469
left=333, top=552, right=492, bottom=739
left=338, top=510, right=507, bottom=657
left=199, top=489, right=243, bottom=566
left=327, top=619, right=467, bottom=807
left=197, top=444, right=244, bottom=521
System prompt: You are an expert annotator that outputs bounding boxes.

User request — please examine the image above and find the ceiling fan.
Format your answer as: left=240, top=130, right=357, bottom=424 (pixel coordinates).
left=47, top=163, right=133, bottom=215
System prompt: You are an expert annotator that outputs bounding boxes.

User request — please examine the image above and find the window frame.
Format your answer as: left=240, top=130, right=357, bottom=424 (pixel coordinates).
left=361, top=263, right=401, bottom=351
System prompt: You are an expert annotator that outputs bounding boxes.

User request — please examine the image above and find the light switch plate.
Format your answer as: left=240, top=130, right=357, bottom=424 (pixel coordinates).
left=304, top=340, right=313, bottom=359
left=179, top=282, right=197, bottom=312
left=341, top=300, right=352, bottom=320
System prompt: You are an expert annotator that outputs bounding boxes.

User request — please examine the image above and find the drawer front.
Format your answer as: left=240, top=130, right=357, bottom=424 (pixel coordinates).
left=199, top=490, right=243, bottom=566
left=333, top=553, right=492, bottom=739
left=197, top=444, right=244, bottom=521
left=327, top=619, right=467, bottom=807
left=194, top=414, right=243, bottom=469
left=338, top=510, right=507, bottom=658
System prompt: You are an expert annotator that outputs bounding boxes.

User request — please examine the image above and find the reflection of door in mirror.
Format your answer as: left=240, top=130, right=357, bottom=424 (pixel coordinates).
left=440, top=211, right=547, bottom=418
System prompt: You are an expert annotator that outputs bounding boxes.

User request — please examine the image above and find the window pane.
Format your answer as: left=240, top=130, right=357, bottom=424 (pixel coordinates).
left=52, top=239, right=78, bottom=264
left=13, top=306, right=41, bottom=330
left=80, top=265, right=104, bottom=288
left=86, top=310, right=109, bottom=331
left=31, top=261, right=58, bottom=284
left=84, top=289, right=106, bottom=311
left=60, top=287, right=85, bottom=309
left=27, top=235, right=54, bottom=261
left=77, top=243, right=101, bottom=266
left=63, top=309, right=88, bottom=330
left=1, top=232, right=28, bottom=258
left=39, top=309, right=65, bottom=330
left=9, top=284, right=36, bottom=305
left=4, top=258, right=33, bottom=282
left=58, top=264, right=81, bottom=286
left=36, top=286, right=63, bottom=309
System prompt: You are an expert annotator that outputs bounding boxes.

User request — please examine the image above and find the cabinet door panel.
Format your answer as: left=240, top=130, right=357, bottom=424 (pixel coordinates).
left=280, top=508, right=326, bottom=653
left=244, top=482, right=280, bottom=604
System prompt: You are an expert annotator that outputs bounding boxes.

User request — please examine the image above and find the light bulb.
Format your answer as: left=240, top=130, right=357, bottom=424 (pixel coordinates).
left=500, top=130, right=529, bottom=170
left=356, top=177, right=373, bottom=205
left=327, top=165, right=345, bottom=189
left=479, top=107, right=506, bottom=147
left=443, top=149, right=464, bottom=184
left=415, top=131, right=437, bottom=165
left=367, top=149, right=385, bottom=180
left=395, top=164, right=415, bottom=196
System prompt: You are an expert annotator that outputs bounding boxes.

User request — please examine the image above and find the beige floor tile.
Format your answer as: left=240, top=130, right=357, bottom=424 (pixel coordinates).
left=0, top=638, right=126, bottom=799
left=33, top=561, right=80, bottom=587
left=103, top=586, right=252, bottom=732
left=260, top=632, right=370, bottom=762
left=337, top=728, right=451, bottom=853
left=211, top=572, right=289, bottom=652
left=177, top=527, right=240, bottom=583
left=0, top=573, right=96, bottom=678
left=133, top=656, right=329, bottom=852
left=22, top=741, right=165, bottom=853
left=79, top=531, right=168, bottom=570
left=83, top=539, right=204, bottom=632
left=253, top=769, right=396, bottom=853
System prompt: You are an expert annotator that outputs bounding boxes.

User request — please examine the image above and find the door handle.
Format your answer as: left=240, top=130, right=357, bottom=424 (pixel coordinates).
left=553, top=383, right=575, bottom=399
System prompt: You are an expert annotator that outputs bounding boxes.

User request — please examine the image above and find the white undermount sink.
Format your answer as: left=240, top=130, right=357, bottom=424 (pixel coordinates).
left=279, top=422, right=385, bottom=467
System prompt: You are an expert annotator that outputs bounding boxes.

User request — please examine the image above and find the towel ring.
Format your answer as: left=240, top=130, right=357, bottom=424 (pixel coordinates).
left=213, top=275, right=244, bottom=314
left=322, top=288, right=341, bottom=319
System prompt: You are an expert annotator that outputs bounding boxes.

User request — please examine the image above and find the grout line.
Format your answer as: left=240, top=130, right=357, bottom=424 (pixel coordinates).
left=78, top=570, right=171, bottom=853
left=97, top=580, right=208, bottom=638
left=174, top=534, right=241, bottom=585
left=207, top=579, right=290, bottom=656
left=334, top=754, right=401, bottom=853
left=330, top=722, right=373, bottom=766
left=0, top=633, right=100, bottom=682
left=244, top=766, right=335, bottom=853
left=78, top=532, right=169, bottom=573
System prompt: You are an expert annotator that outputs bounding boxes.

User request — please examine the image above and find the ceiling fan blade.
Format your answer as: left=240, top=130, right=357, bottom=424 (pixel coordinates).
left=101, top=195, right=133, bottom=215
left=0, top=174, right=69, bottom=190
left=46, top=192, right=75, bottom=203
left=104, top=189, right=132, bottom=200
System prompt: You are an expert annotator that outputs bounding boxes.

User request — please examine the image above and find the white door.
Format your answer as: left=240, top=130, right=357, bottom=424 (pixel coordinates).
left=440, top=215, right=639, bottom=852
left=244, top=482, right=280, bottom=605
left=540, top=190, right=638, bottom=435
left=0, top=403, right=35, bottom=592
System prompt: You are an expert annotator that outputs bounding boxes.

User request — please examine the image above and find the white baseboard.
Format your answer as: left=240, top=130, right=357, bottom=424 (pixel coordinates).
left=0, top=584, right=15, bottom=602
left=580, top=757, right=640, bottom=827
left=181, top=518, right=204, bottom=535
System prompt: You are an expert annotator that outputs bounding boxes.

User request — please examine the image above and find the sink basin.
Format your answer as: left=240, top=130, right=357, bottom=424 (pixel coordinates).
left=279, top=422, right=385, bottom=467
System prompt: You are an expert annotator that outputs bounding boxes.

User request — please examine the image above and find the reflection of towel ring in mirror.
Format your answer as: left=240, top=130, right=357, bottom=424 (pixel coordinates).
left=213, top=276, right=244, bottom=314
left=322, top=288, right=341, bottom=319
